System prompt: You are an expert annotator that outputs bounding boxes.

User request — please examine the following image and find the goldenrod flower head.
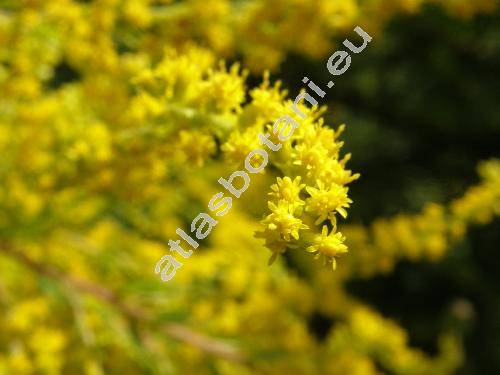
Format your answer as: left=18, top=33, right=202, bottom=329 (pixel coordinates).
left=247, top=71, right=288, bottom=121
left=301, top=121, right=342, bottom=156
left=307, top=226, right=348, bottom=269
left=7, top=298, right=49, bottom=331
left=135, top=46, right=214, bottom=99
left=127, top=91, right=164, bottom=123
left=326, top=0, right=359, bottom=28
left=268, top=176, right=305, bottom=208
left=305, top=180, right=352, bottom=225
left=316, top=157, right=361, bottom=186
left=176, top=130, right=216, bottom=167
left=27, top=328, right=66, bottom=374
left=261, top=201, right=309, bottom=242
left=254, top=227, right=289, bottom=265
left=221, top=127, right=261, bottom=166
left=122, top=0, right=153, bottom=28
left=194, top=63, right=247, bottom=113
left=292, top=143, right=330, bottom=172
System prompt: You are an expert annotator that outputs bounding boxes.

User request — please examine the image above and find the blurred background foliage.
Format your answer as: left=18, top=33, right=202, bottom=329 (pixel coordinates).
left=0, top=0, right=499, bottom=374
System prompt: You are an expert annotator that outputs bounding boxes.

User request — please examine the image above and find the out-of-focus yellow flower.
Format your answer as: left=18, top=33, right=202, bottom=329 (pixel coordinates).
left=176, top=130, right=217, bottom=167
left=29, top=328, right=66, bottom=374
left=8, top=298, right=49, bottom=331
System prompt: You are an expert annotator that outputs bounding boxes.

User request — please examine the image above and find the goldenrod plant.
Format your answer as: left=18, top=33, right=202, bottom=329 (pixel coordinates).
left=152, top=26, right=373, bottom=281
left=0, top=0, right=499, bottom=374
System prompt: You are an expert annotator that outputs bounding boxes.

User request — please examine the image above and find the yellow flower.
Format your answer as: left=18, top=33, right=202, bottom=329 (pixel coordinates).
left=221, top=127, right=261, bottom=166
left=8, top=298, right=49, bottom=331
left=7, top=346, right=33, bottom=374
left=292, top=142, right=330, bottom=175
left=268, top=176, right=305, bottom=209
left=176, top=130, right=216, bottom=167
left=260, top=201, right=309, bottom=242
left=122, top=0, right=152, bottom=28
left=305, top=180, right=352, bottom=225
left=247, top=72, right=287, bottom=122
left=254, top=226, right=289, bottom=265
left=193, top=63, right=247, bottom=113
left=29, top=327, right=66, bottom=374
left=307, top=226, right=348, bottom=269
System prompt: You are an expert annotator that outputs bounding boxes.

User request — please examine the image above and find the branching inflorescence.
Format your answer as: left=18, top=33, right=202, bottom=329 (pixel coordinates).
left=154, top=27, right=372, bottom=281
left=0, top=1, right=498, bottom=373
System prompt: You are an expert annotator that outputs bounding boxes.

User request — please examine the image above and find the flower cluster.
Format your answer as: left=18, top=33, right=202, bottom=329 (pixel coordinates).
left=0, top=1, right=497, bottom=374
left=256, top=120, right=358, bottom=269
